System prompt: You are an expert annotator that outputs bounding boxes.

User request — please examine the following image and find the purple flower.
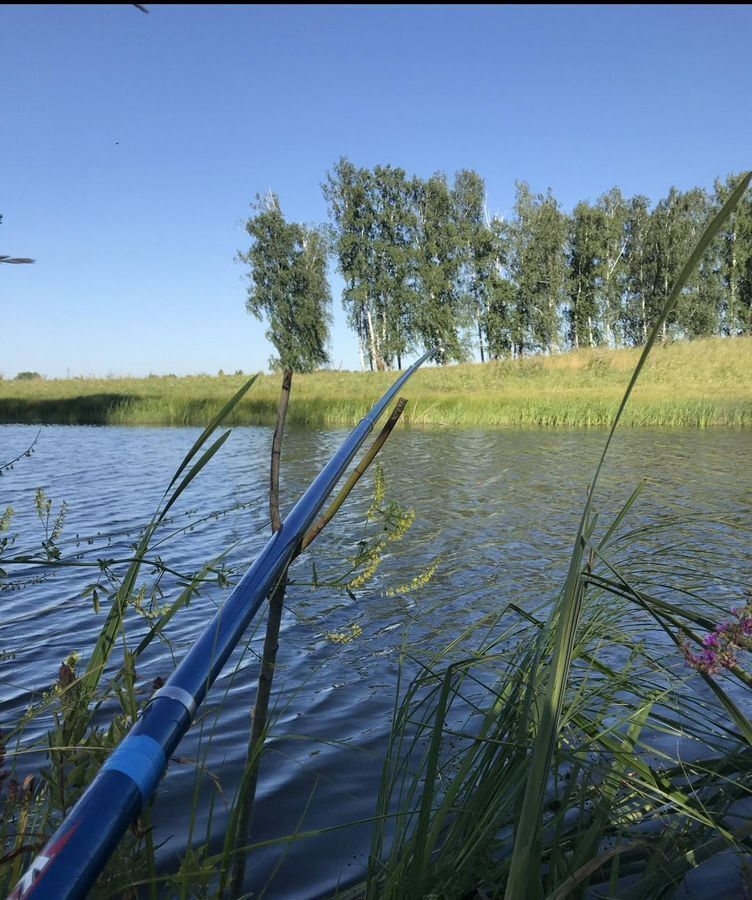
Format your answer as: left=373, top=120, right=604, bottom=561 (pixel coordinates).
left=682, top=598, right=752, bottom=676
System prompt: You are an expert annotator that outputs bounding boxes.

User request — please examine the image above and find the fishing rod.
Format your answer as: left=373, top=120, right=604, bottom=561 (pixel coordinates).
left=11, top=348, right=436, bottom=900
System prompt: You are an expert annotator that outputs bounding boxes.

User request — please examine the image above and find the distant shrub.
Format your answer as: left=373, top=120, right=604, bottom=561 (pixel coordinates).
left=15, top=371, right=42, bottom=381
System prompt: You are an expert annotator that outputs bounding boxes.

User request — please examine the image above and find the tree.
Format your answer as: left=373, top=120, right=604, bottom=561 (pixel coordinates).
left=672, top=188, right=722, bottom=339
left=596, top=187, right=628, bottom=347
left=324, top=159, right=418, bottom=370
left=370, top=164, right=418, bottom=369
left=238, top=193, right=331, bottom=373
left=622, top=195, right=652, bottom=345
left=715, top=173, right=752, bottom=335
left=641, top=186, right=714, bottom=344
left=567, top=201, right=605, bottom=349
left=412, top=173, right=468, bottom=363
left=507, top=183, right=568, bottom=355
left=452, top=170, right=509, bottom=362
left=484, top=276, right=516, bottom=359
left=323, top=159, right=376, bottom=368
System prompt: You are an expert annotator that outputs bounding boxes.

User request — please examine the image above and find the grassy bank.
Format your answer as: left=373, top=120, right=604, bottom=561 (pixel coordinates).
left=2, top=335, right=752, bottom=428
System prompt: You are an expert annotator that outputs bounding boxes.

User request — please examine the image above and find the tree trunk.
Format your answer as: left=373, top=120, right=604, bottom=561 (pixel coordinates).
left=730, top=233, right=737, bottom=334
left=366, top=305, right=384, bottom=371
left=381, top=307, right=388, bottom=369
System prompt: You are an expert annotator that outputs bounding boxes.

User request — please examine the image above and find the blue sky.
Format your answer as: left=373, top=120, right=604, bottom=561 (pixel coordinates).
left=2, top=4, right=750, bottom=378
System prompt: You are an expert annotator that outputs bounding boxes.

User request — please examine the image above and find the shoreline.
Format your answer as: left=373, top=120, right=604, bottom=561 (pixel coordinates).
left=2, top=336, right=751, bottom=428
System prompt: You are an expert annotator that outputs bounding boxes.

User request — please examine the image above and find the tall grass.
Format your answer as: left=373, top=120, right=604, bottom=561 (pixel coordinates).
left=365, top=560, right=752, bottom=898
left=2, top=335, right=752, bottom=427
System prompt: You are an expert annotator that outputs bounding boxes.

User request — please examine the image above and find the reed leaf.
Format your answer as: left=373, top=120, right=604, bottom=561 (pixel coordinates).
left=164, top=374, right=258, bottom=493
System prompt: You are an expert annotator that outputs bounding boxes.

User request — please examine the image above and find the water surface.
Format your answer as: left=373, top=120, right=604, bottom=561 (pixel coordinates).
left=1, top=424, right=751, bottom=897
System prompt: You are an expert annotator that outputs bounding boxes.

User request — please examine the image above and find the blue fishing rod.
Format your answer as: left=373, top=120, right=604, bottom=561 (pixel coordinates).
left=11, top=349, right=436, bottom=900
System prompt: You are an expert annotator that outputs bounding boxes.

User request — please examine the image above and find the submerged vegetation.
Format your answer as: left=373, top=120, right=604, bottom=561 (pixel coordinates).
left=2, top=334, right=752, bottom=428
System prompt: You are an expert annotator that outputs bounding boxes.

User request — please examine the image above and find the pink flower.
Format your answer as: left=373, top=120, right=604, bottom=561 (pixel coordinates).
left=682, top=599, right=752, bottom=676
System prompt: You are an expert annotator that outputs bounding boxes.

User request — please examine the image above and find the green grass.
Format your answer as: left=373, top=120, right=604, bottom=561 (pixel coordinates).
left=2, top=335, right=752, bottom=427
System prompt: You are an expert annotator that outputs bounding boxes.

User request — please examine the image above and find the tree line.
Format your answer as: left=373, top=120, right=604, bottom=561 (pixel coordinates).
left=239, top=164, right=752, bottom=372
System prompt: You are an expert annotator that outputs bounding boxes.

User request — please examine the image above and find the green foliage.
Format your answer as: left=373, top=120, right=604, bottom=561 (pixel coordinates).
left=453, top=170, right=512, bottom=361
left=323, top=163, right=752, bottom=365
left=506, top=182, right=569, bottom=355
left=14, top=372, right=42, bottom=381
left=344, top=462, right=419, bottom=591
left=567, top=200, right=606, bottom=348
left=715, top=172, right=752, bottom=335
left=238, top=193, right=331, bottom=373
left=2, top=335, right=752, bottom=427
left=596, top=186, right=629, bottom=346
left=325, top=159, right=496, bottom=367
left=34, top=488, right=67, bottom=560
left=411, top=173, right=470, bottom=363
left=0, top=377, right=259, bottom=896
left=324, top=159, right=419, bottom=370
left=4, top=173, right=752, bottom=899
left=0, top=373, right=437, bottom=897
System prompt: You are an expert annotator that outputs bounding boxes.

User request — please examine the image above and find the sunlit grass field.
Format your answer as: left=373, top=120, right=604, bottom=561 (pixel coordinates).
left=2, top=335, right=751, bottom=428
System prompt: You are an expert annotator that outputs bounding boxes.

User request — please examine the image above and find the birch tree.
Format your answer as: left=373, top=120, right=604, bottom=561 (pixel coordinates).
left=239, top=193, right=331, bottom=372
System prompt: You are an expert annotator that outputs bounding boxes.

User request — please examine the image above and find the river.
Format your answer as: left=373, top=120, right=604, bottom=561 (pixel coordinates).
left=1, top=424, right=751, bottom=897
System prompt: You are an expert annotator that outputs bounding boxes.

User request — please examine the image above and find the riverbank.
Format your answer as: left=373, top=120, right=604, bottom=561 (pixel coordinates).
left=2, top=336, right=751, bottom=427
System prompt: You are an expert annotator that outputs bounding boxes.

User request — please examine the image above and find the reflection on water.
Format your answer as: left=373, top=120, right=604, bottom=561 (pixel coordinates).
left=1, top=424, right=751, bottom=897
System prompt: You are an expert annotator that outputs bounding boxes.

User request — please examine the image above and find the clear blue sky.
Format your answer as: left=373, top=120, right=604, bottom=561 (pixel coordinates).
left=2, top=4, right=750, bottom=378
